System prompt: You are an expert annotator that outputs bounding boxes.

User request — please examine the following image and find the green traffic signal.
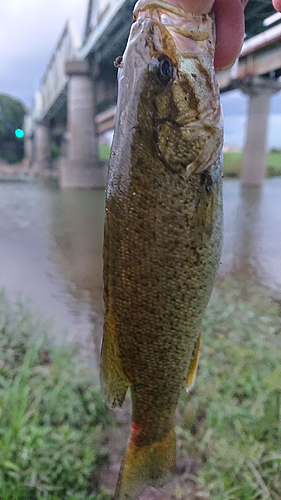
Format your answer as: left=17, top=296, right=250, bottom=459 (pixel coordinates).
left=15, top=129, right=24, bottom=139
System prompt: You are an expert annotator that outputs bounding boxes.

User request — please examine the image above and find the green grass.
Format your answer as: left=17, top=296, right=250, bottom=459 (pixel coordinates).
left=98, top=144, right=111, bottom=162
left=223, top=150, right=281, bottom=178
left=179, top=280, right=281, bottom=500
left=99, top=145, right=281, bottom=178
left=0, top=290, right=111, bottom=500
left=1, top=280, right=281, bottom=499
left=50, top=145, right=61, bottom=162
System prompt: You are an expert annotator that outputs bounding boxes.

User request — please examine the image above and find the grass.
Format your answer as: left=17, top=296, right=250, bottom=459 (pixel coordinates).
left=178, top=279, right=281, bottom=500
left=99, top=144, right=281, bottom=179
left=1, top=280, right=281, bottom=499
left=0, top=290, right=111, bottom=500
left=223, top=150, right=281, bottom=178
left=98, top=144, right=111, bottom=162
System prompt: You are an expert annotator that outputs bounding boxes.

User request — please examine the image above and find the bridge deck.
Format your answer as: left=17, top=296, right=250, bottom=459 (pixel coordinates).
left=27, top=0, right=281, bottom=136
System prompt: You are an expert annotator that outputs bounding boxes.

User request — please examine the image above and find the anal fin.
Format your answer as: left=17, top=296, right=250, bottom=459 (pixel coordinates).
left=100, top=319, right=129, bottom=409
left=186, top=332, right=201, bottom=393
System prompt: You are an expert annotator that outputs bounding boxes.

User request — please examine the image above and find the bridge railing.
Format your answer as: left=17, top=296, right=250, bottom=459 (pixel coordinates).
left=40, top=19, right=81, bottom=119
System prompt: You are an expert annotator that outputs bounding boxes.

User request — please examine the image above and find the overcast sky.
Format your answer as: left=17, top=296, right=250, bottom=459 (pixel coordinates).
left=0, top=0, right=87, bottom=107
left=1, top=0, right=281, bottom=140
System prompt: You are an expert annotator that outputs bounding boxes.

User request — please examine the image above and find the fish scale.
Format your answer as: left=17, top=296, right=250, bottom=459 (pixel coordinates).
left=100, top=1, right=224, bottom=498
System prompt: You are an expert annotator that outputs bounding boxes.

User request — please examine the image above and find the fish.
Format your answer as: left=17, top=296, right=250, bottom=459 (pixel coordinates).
left=100, top=0, right=224, bottom=498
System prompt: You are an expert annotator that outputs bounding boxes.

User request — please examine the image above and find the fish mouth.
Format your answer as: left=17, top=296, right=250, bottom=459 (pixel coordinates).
left=134, top=0, right=214, bottom=43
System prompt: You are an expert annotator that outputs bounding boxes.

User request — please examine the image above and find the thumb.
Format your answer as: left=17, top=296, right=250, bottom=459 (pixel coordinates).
left=214, top=0, right=245, bottom=70
left=273, top=0, right=281, bottom=11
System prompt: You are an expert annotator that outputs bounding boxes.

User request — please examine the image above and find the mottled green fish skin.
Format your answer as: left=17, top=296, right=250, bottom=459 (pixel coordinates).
left=101, top=1, right=223, bottom=498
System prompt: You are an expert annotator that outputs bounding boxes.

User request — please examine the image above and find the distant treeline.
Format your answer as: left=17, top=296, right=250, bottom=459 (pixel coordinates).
left=0, top=94, right=26, bottom=164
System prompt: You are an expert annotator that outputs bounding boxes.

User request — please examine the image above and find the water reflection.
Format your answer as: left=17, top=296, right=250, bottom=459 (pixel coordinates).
left=231, top=186, right=263, bottom=279
left=0, top=181, right=105, bottom=353
left=221, top=179, right=281, bottom=298
left=48, top=189, right=105, bottom=305
left=47, top=188, right=105, bottom=356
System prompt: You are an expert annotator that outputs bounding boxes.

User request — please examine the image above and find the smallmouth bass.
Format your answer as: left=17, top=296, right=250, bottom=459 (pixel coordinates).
left=101, top=1, right=224, bottom=498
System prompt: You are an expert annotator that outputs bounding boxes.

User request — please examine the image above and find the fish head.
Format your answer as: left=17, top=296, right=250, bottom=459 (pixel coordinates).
left=117, top=0, right=223, bottom=177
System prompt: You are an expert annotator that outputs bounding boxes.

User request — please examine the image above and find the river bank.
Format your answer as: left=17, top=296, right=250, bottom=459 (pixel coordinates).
left=1, top=148, right=281, bottom=182
left=0, top=160, right=31, bottom=181
left=0, top=160, right=59, bottom=182
left=1, top=279, right=280, bottom=500
left=98, top=145, right=281, bottom=179
left=223, top=149, right=281, bottom=178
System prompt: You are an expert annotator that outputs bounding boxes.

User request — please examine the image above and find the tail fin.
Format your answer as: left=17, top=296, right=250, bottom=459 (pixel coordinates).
left=115, top=427, right=176, bottom=500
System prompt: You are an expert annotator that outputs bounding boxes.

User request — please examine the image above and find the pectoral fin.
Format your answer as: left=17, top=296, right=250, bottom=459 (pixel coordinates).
left=100, top=316, right=129, bottom=409
left=186, top=332, right=201, bottom=393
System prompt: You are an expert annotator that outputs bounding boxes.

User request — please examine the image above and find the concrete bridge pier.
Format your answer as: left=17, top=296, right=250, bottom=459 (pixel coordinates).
left=24, top=135, right=34, bottom=167
left=60, top=133, right=68, bottom=158
left=60, top=60, right=106, bottom=189
left=240, top=77, right=281, bottom=186
left=33, top=121, right=51, bottom=172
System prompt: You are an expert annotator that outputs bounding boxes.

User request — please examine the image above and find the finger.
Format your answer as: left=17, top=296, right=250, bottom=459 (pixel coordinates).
left=273, top=0, right=281, bottom=11
left=213, top=0, right=245, bottom=71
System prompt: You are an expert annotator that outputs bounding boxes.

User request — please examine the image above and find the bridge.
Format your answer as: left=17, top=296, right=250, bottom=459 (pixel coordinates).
left=24, top=0, right=281, bottom=188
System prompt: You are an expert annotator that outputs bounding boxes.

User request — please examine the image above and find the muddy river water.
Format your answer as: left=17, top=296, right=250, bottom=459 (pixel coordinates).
left=0, top=177, right=280, bottom=354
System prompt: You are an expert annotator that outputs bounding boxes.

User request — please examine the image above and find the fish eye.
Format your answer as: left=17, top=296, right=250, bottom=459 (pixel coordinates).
left=155, top=55, right=174, bottom=85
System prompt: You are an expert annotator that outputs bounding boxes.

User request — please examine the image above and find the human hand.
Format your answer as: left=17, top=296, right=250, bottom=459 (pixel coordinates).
left=167, top=0, right=281, bottom=71
left=273, top=0, right=281, bottom=12
left=166, top=0, right=246, bottom=70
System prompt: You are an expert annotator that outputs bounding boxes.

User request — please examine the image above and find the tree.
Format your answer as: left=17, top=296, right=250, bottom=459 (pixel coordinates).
left=0, top=94, right=27, bottom=163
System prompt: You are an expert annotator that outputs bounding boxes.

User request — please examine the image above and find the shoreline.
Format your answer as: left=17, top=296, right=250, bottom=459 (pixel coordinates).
left=1, top=149, right=280, bottom=182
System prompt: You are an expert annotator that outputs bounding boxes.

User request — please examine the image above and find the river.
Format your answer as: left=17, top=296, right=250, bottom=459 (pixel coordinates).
left=0, top=177, right=280, bottom=351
